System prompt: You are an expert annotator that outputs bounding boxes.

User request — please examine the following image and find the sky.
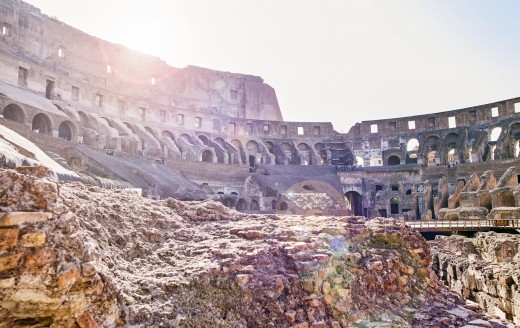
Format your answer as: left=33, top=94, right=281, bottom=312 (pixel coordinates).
left=27, top=0, right=520, bottom=132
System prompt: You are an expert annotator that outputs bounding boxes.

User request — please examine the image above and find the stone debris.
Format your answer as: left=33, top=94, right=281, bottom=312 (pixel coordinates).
left=0, top=167, right=513, bottom=327
left=431, top=232, right=520, bottom=326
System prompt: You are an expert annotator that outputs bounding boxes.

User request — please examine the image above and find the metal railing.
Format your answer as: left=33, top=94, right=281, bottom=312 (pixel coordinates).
left=406, top=219, right=520, bottom=231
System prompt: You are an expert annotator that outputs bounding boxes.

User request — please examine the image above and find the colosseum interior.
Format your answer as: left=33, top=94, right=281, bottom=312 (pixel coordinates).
left=2, top=0, right=520, bottom=221
left=3, top=0, right=520, bottom=327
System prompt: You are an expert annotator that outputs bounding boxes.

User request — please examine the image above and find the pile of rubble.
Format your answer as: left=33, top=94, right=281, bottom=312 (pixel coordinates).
left=431, top=232, right=520, bottom=326
left=0, top=167, right=513, bottom=327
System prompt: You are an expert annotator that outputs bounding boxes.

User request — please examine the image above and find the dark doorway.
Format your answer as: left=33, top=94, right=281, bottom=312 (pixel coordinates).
left=45, top=79, right=55, bottom=99
left=249, top=155, right=256, bottom=168
left=345, top=191, right=363, bottom=216
left=388, top=155, right=400, bottom=165
left=390, top=197, right=399, bottom=214
left=58, top=122, right=72, bottom=141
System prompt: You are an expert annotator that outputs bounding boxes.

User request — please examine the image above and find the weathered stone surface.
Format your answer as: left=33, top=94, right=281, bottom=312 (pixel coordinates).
left=0, top=212, right=53, bottom=227
left=0, top=252, right=22, bottom=272
left=20, top=232, right=46, bottom=247
left=0, top=168, right=62, bottom=213
left=0, top=169, right=512, bottom=327
left=431, top=232, right=520, bottom=326
left=0, top=228, right=19, bottom=249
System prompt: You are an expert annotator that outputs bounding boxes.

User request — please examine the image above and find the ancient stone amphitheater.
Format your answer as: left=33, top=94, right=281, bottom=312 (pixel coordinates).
left=1, top=0, right=520, bottom=327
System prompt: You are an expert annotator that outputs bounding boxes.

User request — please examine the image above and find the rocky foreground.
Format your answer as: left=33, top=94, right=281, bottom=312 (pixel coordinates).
left=0, top=167, right=514, bottom=327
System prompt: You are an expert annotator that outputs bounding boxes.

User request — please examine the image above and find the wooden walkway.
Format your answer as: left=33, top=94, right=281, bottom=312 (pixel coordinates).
left=406, top=219, right=520, bottom=232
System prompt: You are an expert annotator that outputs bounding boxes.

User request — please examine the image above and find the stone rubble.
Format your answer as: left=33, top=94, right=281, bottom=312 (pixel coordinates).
left=431, top=232, right=520, bottom=326
left=0, top=167, right=514, bottom=327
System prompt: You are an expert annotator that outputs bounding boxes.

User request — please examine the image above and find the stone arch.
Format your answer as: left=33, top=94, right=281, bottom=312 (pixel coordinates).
left=32, top=113, right=53, bottom=135
left=246, top=140, right=259, bottom=153
left=144, top=126, right=157, bottom=138
left=250, top=200, right=260, bottom=211
left=201, top=150, right=213, bottom=162
left=498, top=191, right=515, bottom=207
left=278, top=201, right=288, bottom=211
left=489, top=127, right=502, bottom=142
left=230, top=139, right=242, bottom=149
left=297, top=143, right=310, bottom=151
left=390, top=197, right=399, bottom=215
left=387, top=155, right=400, bottom=166
left=236, top=198, right=248, bottom=211
left=345, top=191, right=363, bottom=216
left=214, top=137, right=226, bottom=148
left=162, top=130, right=175, bottom=141
left=78, top=111, right=90, bottom=127
left=123, top=122, right=137, bottom=134
left=407, top=138, right=419, bottom=152
left=58, top=120, right=76, bottom=141
left=265, top=141, right=275, bottom=154
left=406, top=138, right=419, bottom=164
left=198, top=135, right=209, bottom=145
left=179, top=133, right=193, bottom=144
left=2, top=104, right=25, bottom=123
left=444, top=132, right=458, bottom=148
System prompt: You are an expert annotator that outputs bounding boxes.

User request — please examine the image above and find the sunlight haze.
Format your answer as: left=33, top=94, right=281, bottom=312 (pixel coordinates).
left=27, top=0, right=520, bottom=132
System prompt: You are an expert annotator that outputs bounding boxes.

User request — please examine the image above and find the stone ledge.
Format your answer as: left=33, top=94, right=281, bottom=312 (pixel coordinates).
left=0, top=212, right=52, bottom=227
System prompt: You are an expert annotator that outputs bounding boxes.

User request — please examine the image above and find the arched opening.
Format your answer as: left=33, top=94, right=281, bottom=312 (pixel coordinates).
left=214, top=138, right=226, bottom=148
left=223, top=199, right=232, bottom=208
left=180, top=134, right=192, bottom=144
left=407, top=138, right=419, bottom=152
left=356, top=156, right=364, bottom=167
left=490, top=127, right=502, bottom=142
left=230, top=139, right=242, bottom=149
left=78, top=111, right=90, bottom=127
left=144, top=126, right=156, bottom=138
left=32, top=113, right=52, bottom=134
left=58, top=121, right=74, bottom=141
left=231, top=192, right=238, bottom=196
left=447, top=148, right=456, bottom=164
left=2, top=104, right=25, bottom=123
left=201, top=150, right=213, bottom=162
left=344, top=191, right=363, bottom=216
left=297, top=143, right=310, bottom=151
left=246, top=140, right=259, bottom=153
left=123, top=122, right=137, bottom=134
left=250, top=200, right=260, bottom=211
left=162, top=130, right=175, bottom=141
left=390, top=197, right=399, bottom=215
left=279, top=201, right=288, bottom=211
left=498, top=191, right=515, bottom=207
left=406, top=138, right=419, bottom=164
left=271, top=200, right=276, bottom=210
left=405, top=189, right=412, bottom=195
left=265, top=141, right=275, bottom=154
left=303, top=185, right=314, bottom=191
left=198, top=135, right=209, bottom=145
left=480, top=193, right=492, bottom=211
left=236, top=198, right=248, bottom=211
left=387, top=155, right=400, bottom=166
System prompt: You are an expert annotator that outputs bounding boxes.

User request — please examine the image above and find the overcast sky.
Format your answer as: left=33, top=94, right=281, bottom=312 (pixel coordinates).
left=27, top=0, right=520, bottom=132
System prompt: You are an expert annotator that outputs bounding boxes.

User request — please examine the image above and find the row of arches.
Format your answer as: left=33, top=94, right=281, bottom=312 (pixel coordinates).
left=2, top=103, right=77, bottom=141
